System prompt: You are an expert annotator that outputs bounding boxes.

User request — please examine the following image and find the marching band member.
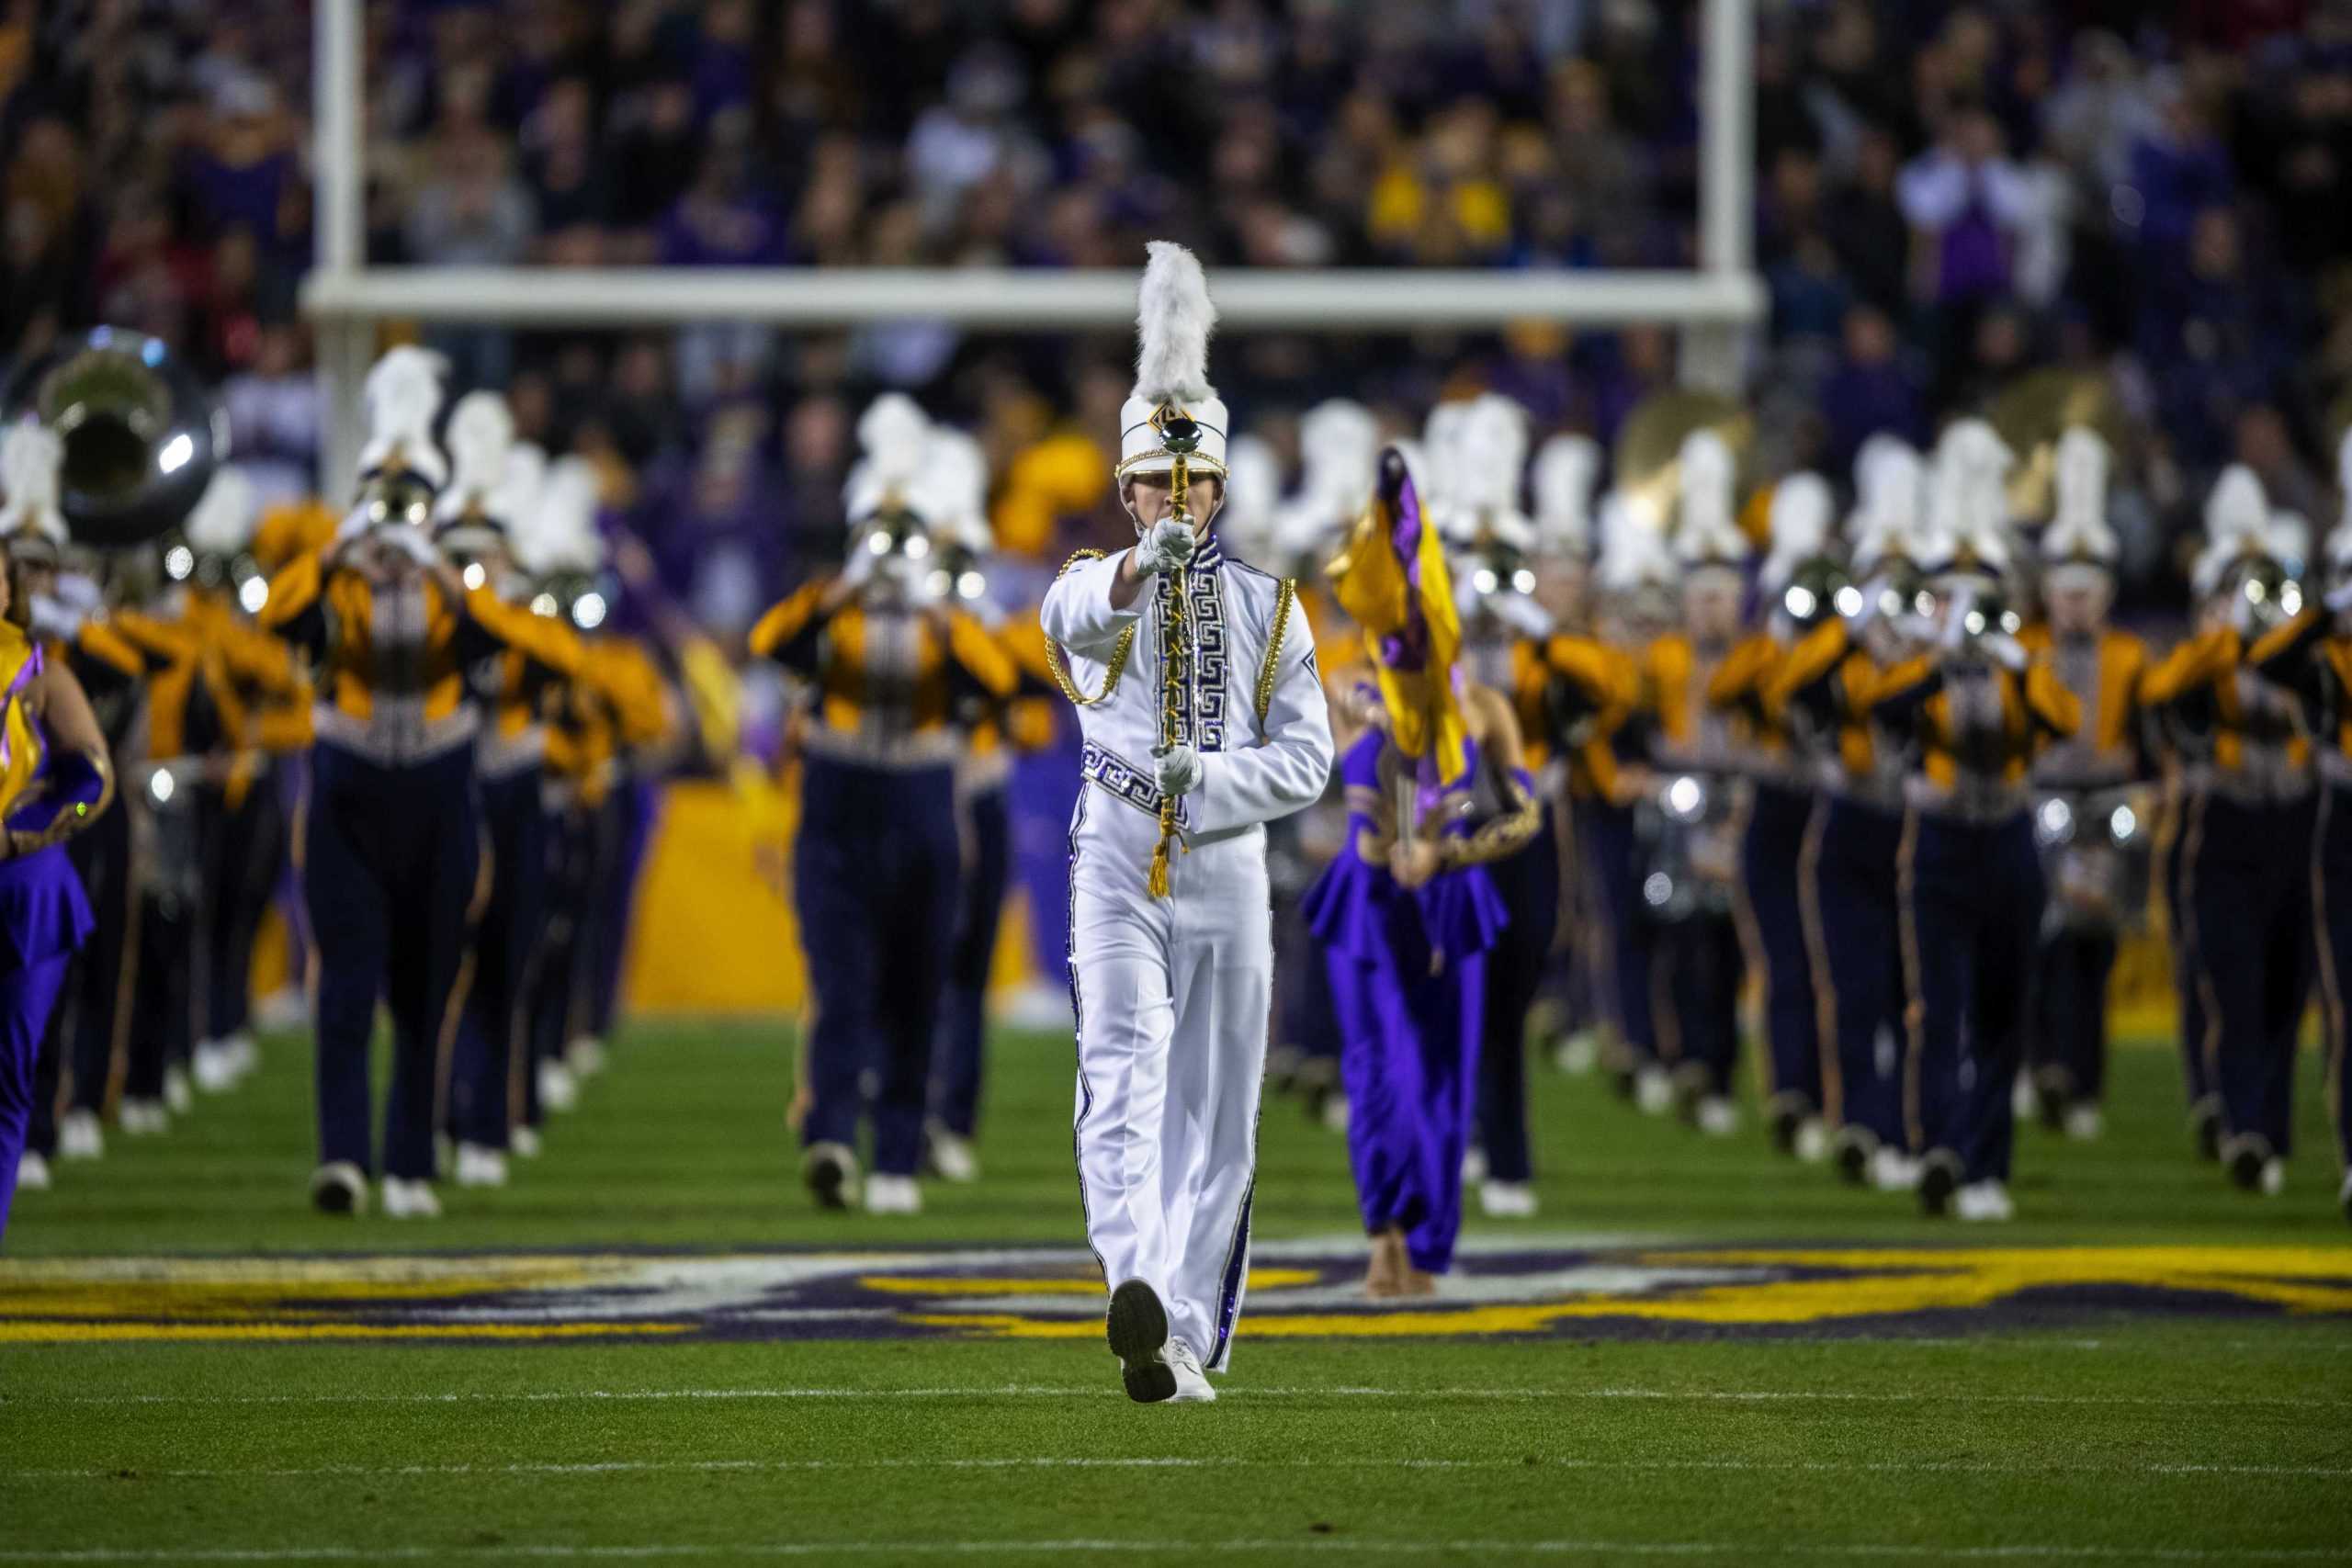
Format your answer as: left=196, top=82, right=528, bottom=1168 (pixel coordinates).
left=751, top=395, right=1016, bottom=1218
left=1308, top=443, right=1536, bottom=1296
left=260, top=348, right=579, bottom=1219
left=2019, top=429, right=2151, bottom=1141
left=2141, top=467, right=2314, bottom=1196
left=1766, top=436, right=1932, bottom=1191
left=432, top=394, right=574, bottom=1189
left=0, top=518, right=119, bottom=1242
left=1579, top=496, right=1679, bottom=1111
left=1040, top=243, right=1332, bottom=1403
left=1442, top=394, right=1557, bottom=1215
left=1712, top=472, right=1838, bottom=1159
left=1870, top=421, right=2078, bottom=1220
left=2245, top=433, right=2352, bottom=1222
left=1638, top=431, right=1751, bottom=1134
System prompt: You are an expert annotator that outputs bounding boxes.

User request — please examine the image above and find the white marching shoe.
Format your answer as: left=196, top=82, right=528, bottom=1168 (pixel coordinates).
left=2260, top=1157, right=2285, bottom=1197
left=310, top=1162, right=368, bottom=1215
left=509, top=1125, right=544, bottom=1160
left=537, top=1060, right=580, bottom=1114
left=454, top=1143, right=509, bottom=1189
left=1106, top=1279, right=1189, bottom=1404
left=1165, top=1337, right=1216, bottom=1404
left=119, top=1099, right=170, bottom=1136
left=58, top=1110, right=104, bottom=1160
left=16, top=1151, right=51, bottom=1191
left=1634, top=1066, right=1676, bottom=1116
left=1792, top=1118, right=1831, bottom=1164
left=2063, top=1104, right=2104, bottom=1142
left=1693, top=1097, right=1740, bottom=1137
left=163, top=1067, right=193, bottom=1115
left=1554, top=1030, right=1600, bottom=1076
left=864, top=1173, right=922, bottom=1215
left=566, top=1035, right=607, bottom=1079
left=803, top=1141, right=860, bottom=1210
left=2010, top=1073, right=2038, bottom=1122
left=220, top=1032, right=259, bottom=1079
left=381, top=1177, right=443, bottom=1220
left=191, top=1040, right=241, bottom=1094
left=924, top=1124, right=980, bottom=1185
left=1460, top=1145, right=1489, bottom=1185
left=1869, top=1146, right=1921, bottom=1192
left=1954, top=1180, right=2016, bottom=1223
left=1479, top=1180, right=1538, bottom=1218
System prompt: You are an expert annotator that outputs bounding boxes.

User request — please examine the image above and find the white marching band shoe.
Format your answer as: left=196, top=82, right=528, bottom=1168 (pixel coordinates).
left=58, top=1110, right=104, bottom=1160
left=1954, top=1180, right=2016, bottom=1223
left=924, top=1125, right=981, bottom=1185
left=1869, top=1146, right=1921, bottom=1193
left=1694, top=1097, right=1740, bottom=1137
left=537, top=1059, right=580, bottom=1114
left=1164, top=1337, right=1216, bottom=1404
left=16, top=1150, right=51, bottom=1191
left=163, top=1067, right=194, bottom=1115
left=380, top=1177, right=443, bottom=1220
left=1479, top=1180, right=1538, bottom=1219
left=1634, top=1066, right=1675, bottom=1116
left=191, top=1040, right=241, bottom=1093
left=2063, top=1104, right=2104, bottom=1142
left=863, top=1173, right=922, bottom=1215
left=454, top=1143, right=510, bottom=1189
left=309, top=1162, right=368, bottom=1215
left=119, top=1099, right=170, bottom=1136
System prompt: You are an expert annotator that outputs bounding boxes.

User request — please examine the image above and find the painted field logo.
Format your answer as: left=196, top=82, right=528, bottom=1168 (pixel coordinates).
left=4, top=1244, right=2350, bottom=1345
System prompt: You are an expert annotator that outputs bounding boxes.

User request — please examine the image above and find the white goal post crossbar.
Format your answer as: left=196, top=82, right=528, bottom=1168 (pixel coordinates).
left=301, top=0, right=1758, bottom=501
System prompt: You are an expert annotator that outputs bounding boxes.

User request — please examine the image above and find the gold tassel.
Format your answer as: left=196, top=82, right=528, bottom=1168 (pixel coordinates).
left=1148, top=836, right=1172, bottom=898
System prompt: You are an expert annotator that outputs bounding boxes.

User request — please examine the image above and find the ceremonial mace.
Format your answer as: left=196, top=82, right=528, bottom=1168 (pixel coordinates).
left=1147, top=412, right=1203, bottom=899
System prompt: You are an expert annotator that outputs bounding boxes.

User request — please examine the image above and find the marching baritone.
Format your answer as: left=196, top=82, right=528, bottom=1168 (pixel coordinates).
left=1039, top=243, right=1332, bottom=1403
left=750, top=396, right=1016, bottom=1218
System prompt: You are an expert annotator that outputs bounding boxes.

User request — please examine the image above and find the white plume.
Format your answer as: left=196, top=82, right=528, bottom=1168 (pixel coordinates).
left=1273, top=400, right=1379, bottom=564
left=442, top=390, right=514, bottom=514
left=1531, top=434, right=1600, bottom=558
left=184, top=465, right=259, bottom=557
left=1131, top=241, right=1217, bottom=404
left=358, top=346, right=449, bottom=488
left=1848, top=435, right=1925, bottom=570
left=844, top=393, right=934, bottom=521
left=1926, top=418, right=2014, bottom=572
left=0, top=420, right=65, bottom=545
left=493, top=443, right=548, bottom=536
left=519, top=456, right=604, bottom=576
left=1218, top=434, right=1283, bottom=565
left=1760, top=472, right=1834, bottom=590
left=1454, top=393, right=1530, bottom=517
left=1674, top=429, right=1745, bottom=567
left=2189, top=465, right=2275, bottom=598
left=2041, top=425, right=2116, bottom=565
left=917, top=426, right=991, bottom=551
left=2270, top=510, right=2311, bottom=576
left=1596, top=492, right=1679, bottom=595
left=1421, top=401, right=1471, bottom=528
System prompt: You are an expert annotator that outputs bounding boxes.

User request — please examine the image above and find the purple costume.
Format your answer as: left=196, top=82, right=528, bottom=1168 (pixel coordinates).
left=1302, top=729, right=1509, bottom=1275
left=0, top=843, right=94, bottom=1243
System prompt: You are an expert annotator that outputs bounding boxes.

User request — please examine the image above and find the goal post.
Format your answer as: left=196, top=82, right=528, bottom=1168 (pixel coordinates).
left=301, top=0, right=1760, bottom=503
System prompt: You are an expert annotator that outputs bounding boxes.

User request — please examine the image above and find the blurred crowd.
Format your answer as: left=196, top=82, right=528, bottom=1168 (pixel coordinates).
left=4, top=0, right=2351, bottom=629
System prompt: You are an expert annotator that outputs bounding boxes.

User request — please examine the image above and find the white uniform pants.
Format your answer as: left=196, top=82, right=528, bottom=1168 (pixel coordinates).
left=1068, top=788, right=1270, bottom=1371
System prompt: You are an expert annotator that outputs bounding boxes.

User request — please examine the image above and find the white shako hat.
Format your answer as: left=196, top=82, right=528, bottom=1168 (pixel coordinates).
left=184, top=464, right=261, bottom=559
left=1672, top=428, right=1747, bottom=578
left=1531, top=433, right=1601, bottom=559
left=1445, top=392, right=1534, bottom=551
left=0, top=419, right=68, bottom=558
left=842, top=393, right=934, bottom=525
left=1114, top=241, right=1227, bottom=482
left=356, top=345, right=449, bottom=492
left=2041, top=426, right=2119, bottom=591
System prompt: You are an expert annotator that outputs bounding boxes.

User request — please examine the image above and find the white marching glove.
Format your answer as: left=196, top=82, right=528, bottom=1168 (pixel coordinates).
left=379, top=524, right=438, bottom=568
left=1487, top=591, right=1555, bottom=640
left=841, top=535, right=879, bottom=590
left=1152, top=742, right=1204, bottom=796
left=1134, top=519, right=1197, bottom=579
left=1847, top=574, right=1891, bottom=634
left=27, top=593, right=85, bottom=645
left=1978, top=632, right=2030, bottom=673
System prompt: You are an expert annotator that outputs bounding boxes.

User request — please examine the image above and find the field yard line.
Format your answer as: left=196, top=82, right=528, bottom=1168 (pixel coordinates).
left=10, top=1383, right=2340, bottom=1409
left=1, top=1540, right=2346, bottom=1563
left=8, top=1456, right=2348, bottom=1483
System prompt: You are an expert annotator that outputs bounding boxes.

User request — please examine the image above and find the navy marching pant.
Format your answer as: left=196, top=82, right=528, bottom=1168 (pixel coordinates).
left=2179, top=789, right=2315, bottom=1160
left=448, top=765, right=548, bottom=1151
left=1577, top=799, right=1656, bottom=1069
left=1898, top=810, right=2045, bottom=1185
left=794, top=755, right=960, bottom=1178
left=59, top=796, right=131, bottom=1120
left=522, top=802, right=595, bottom=1126
left=1804, top=795, right=1906, bottom=1151
left=1476, top=805, right=1558, bottom=1182
left=2313, top=783, right=2352, bottom=1178
left=303, top=741, right=481, bottom=1181
left=200, top=773, right=286, bottom=1045
left=2157, top=804, right=2214, bottom=1119
left=2030, top=929, right=2117, bottom=1107
left=932, top=782, right=1009, bottom=1140
left=1737, top=783, right=1822, bottom=1119
left=1657, top=913, right=1743, bottom=1098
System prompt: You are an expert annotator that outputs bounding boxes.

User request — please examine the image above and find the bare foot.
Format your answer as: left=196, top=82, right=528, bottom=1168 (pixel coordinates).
left=1399, top=1266, right=1439, bottom=1298
left=1363, top=1228, right=1408, bottom=1298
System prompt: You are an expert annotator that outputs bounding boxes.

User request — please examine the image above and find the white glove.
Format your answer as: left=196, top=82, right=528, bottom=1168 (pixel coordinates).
left=1487, top=590, right=1555, bottom=640
left=1152, top=742, right=1204, bottom=796
left=2324, top=578, right=2352, bottom=615
left=27, top=593, right=84, bottom=645
left=1133, top=519, right=1197, bottom=579
left=379, top=524, right=438, bottom=568
left=841, top=533, right=879, bottom=589
left=1978, top=632, right=2030, bottom=673
left=1847, top=574, right=1892, bottom=633
left=1939, top=584, right=1978, bottom=652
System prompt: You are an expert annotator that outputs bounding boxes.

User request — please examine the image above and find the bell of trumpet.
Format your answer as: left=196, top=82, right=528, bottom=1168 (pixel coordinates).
left=3, top=327, right=225, bottom=549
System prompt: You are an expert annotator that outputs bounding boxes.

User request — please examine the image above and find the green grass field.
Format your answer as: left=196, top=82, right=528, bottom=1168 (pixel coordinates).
left=6, top=1020, right=2351, bottom=1566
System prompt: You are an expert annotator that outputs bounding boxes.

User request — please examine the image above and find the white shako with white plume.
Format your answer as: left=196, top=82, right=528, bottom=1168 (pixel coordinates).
left=0, top=420, right=69, bottom=564
left=1672, top=429, right=1747, bottom=581
left=1531, top=434, right=1600, bottom=560
left=2040, top=427, right=2118, bottom=592
left=1445, top=392, right=1548, bottom=653
left=1272, top=399, right=1378, bottom=575
left=2328, top=428, right=2352, bottom=588
left=1038, top=239, right=1334, bottom=1402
